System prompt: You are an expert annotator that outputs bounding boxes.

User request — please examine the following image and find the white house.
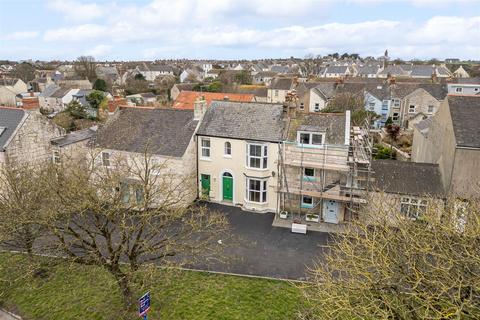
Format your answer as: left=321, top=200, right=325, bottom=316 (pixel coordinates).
left=196, top=100, right=285, bottom=213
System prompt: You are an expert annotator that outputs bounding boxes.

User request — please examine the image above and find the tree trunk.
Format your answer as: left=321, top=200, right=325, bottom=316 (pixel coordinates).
left=111, top=266, right=134, bottom=311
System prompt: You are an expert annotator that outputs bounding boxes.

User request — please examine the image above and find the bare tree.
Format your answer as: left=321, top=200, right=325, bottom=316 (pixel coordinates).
left=0, top=163, right=49, bottom=256
left=299, top=195, right=480, bottom=319
left=43, top=149, right=230, bottom=312
left=74, top=56, right=97, bottom=81
left=12, top=62, right=35, bottom=82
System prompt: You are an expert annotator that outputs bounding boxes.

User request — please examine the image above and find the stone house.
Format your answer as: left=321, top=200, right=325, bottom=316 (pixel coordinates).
left=411, top=95, right=480, bottom=200
left=0, top=107, right=64, bottom=166
left=368, top=160, right=445, bottom=222
left=308, top=83, right=336, bottom=112
left=196, top=101, right=285, bottom=213
left=50, top=126, right=97, bottom=163
left=267, top=77, right=295, bottom=103
left=0, top=78, right=28, bottom=107
left=94, top=107, right=199, bottom=206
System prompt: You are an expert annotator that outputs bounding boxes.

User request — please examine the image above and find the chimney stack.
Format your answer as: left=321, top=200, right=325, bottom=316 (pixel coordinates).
left=194, top=95, right=207, bottom=120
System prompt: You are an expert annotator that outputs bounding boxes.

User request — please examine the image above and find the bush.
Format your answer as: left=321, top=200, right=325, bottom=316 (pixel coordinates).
left=374, top=144, right=396, bottom=160
left=53, top=112, right=74, bottom=131
left=65, top=100, right=87, bottom=119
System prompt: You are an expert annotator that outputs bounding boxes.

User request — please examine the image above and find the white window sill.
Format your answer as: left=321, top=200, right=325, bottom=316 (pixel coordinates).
left=223, top=155, right=232, bottom=159
left=244, top=199, right=268, bottom=206
left=200, top=157, right=212, bottom=162
left=245, top=166, right=269, bottom=171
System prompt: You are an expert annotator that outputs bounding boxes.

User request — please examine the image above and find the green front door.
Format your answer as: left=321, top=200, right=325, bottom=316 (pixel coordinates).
left=222, top=173, right=233, bottom=201
left=201, top=174, right=210, bottom=197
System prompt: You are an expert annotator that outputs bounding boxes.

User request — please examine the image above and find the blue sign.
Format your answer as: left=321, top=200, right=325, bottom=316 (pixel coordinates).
left=139, top=292, right=151, bottom=317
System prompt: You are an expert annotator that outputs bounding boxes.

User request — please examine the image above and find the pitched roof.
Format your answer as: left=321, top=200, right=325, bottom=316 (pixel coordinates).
left=172, top=91, right=254, bottom=110
left=269, top=77, right=294, bottom=90
left=448, top=95, right=480, bottom=148
left=371, top=160, right=444, bottom=196
left=288, top=113, right=346, bottom=145
left=357, top=65, right=380, bottom=75
left=325, top=66, right=349, bottom=74
left=0, top=107, right=25, bottom=150
left=95, top=108, right=198, bottom=157
left=197, top=101, right=285, bottom=142
left=51, top=126, right=97, bottom=147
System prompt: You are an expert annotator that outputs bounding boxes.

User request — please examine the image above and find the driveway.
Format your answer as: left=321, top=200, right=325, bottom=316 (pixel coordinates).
left=191, top=202, right=332, bottom=280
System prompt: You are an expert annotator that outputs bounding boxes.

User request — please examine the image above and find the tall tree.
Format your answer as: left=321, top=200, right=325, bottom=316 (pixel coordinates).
left=13, top=62, right=35, bottom=82
left=43, top=149, right=230, bottom=312
left=93, top=78, right=107, bottom=92
left=74, top=56, right=97, bottom=81
left=300, top=197, right=480, bottom=319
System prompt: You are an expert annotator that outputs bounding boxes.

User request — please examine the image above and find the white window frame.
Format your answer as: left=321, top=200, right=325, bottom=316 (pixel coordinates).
left=246, top=177, right=268, bottom=203
left=201, top=138, right=211, bottom=159
left=427, top=105, right=434, bottom=114
left=274, top=90, right=279, bottom=97
left=52, top=150, right=61, bottom=164
left=455, top=87, right=463, bottom=93
left=297, top=131, right=325, bottom=147
left=246, top=143, right=268, bottom=170
left=303, top=167, right=315, bottom=181
left=102, top=151, right=111, bottom=167
left=314, top=103, right=320, bottom=112
left=301, top=195, right=314, bottom=208
left=400, top=197, right=428, bottom=220
left=393, top=99, right=401, bottom=108
left=224, top=141, right=232, bottom=157
left=408, top=105, right=416, bottom=114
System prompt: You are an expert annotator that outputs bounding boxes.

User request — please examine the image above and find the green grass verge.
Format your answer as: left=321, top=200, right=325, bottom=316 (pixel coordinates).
left=0, top=253, right=302, bottom=320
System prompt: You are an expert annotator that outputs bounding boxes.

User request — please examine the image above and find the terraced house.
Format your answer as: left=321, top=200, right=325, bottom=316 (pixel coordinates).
left=196, top=101, right=285, bottom=213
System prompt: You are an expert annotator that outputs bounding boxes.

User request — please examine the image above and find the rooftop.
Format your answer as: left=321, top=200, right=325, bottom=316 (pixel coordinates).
left=448, top=95, right=480, bottom=149
left=172, top=91, right=254, bottom=110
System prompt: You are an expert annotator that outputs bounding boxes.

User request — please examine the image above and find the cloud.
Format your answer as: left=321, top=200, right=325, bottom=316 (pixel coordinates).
left=3, top=31, right=39, bottom=40
left=44, top=24, right=108, bottom=41
left=86, top=44, right=112, bottom=57
left=47, top=0, right=105, bottom=22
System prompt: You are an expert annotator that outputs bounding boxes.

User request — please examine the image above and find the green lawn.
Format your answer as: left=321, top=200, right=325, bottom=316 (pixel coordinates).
left=0, top=253, right=302, bottom=320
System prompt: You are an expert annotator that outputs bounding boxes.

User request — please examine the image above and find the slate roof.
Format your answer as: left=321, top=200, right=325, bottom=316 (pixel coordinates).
left=448, top=95, right=480, bottom=148
left=51, top=126, right=97, bottom=147
left=357, top=65, right=380, bottom=75
left=371, top=160, right=444, bottom=196
left=0, top=78, right=20, bottom=86
left=50, top=87, right=72, bottom=98
left=197, top=101, right=285, bottom=142
left=378, top=65, right=410, bottom=77
left=95, top=108, right=198, bottom=157
left=0, top=107, right=25, bottom=150
left=410, top=65, right=435, bottom=77
left=289, top=113, right=346, bottom=145
left=414, top=117, right=433, bottom=138
left=269, top=78, right=294, bottom=90
left=312, top=82, right=337, bottom=99
left=325, top=66, right=349, bottom=74
left=392, top=83, right=447, bottom=100
left=364, top=83, right=391, bottom=100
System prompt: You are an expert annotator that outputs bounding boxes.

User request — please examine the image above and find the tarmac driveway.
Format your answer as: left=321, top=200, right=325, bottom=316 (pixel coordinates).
left=192, top=202, right=333, bottom=280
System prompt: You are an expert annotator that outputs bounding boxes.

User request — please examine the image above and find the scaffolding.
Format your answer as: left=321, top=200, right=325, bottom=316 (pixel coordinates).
left=276, top=97, right=373, bottom=225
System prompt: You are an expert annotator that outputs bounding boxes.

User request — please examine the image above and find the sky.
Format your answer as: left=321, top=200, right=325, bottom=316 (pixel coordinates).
left=0, top=0, right=479, bottom=61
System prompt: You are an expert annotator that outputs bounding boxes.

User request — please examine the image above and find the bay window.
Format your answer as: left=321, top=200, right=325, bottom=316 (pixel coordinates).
left=246, top=178, right=268, bottom=203
left=247, top=143, right=268, bottom=169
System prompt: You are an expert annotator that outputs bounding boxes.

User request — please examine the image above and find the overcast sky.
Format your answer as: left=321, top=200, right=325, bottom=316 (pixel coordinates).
left=0, top=0, right=479, bottom=61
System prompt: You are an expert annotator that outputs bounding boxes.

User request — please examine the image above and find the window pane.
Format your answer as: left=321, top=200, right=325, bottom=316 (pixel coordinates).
left=249, top=179, right=260, bottom=191
left=250, top=157, right=260, bottom=168
left=250, top=144, right=261, bottom=156
left=312, top=134, right=323, bottom=145
left=250, top=191, right=260, bottom=202
left=262, top=156, right=267, bottom=169
left=303, top=196, right=313, bottom=204
left=202, top=148, right=210, bottom=157
left=304, top=168, right=314, bottom=176
left=202, top=139, right=210, bottom=147
left=300, top=133, right=310, bottom=144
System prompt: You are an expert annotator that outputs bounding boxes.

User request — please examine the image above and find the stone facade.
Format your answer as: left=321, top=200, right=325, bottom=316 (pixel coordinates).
left=3, top=110, right=64, bottom=166
left=401, top=88, right=442, bottom=128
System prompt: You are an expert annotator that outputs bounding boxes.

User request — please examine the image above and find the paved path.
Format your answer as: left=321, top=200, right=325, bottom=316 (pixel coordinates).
left=192, top=203, right=332, bottom=280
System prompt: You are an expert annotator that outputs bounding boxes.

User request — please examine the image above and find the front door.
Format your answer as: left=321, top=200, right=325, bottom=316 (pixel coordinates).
left=222, top=172, right=233, bottom=201
left=323, top=200, right=339, bottom=224
left=200, top=174, right=210, bottom=197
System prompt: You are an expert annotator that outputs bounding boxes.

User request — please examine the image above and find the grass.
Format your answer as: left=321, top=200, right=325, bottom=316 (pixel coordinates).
left=0, top=253, right=303, bottom=320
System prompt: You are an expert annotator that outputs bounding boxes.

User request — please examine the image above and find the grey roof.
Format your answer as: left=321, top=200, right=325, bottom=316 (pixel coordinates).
left=0, top=78, right=20, bottom=86
left=453, top=77, right=480, bottom=84
left=357, top=65, right=380, bottom=75
left=0, top=108, right=25, bottom=150
left=325, top=66, right=349, bottom=74
left=414, top=117, right=433, bottom=137
left=255, top=71, right=277, bottom=78
left=197, top=101, right=285, bottom=142
left=371, top=160, right=444, bottom=196
left=378, top=65, right=410, bottom=77
left=291, top=113, right=346, bottom=145
left=50, top=87, right=72, bottom=98
left=364, top=83, right=391, bottom=100
left=95, top=108, right=198, bottom=157
left=312, top=82, right=337, bottom=99
left=410, top=65, right=435, bottom=77
left=448, top=95, right=480, bottom=148
left=39, top=84, right=61, bottom=97
left=392, top=83, right=447, bottom=100
left=269, top=78, right=294, bottom=90
left=51, top=126, right=97, bottom=147
left=270, top=65, right=290, bottom=74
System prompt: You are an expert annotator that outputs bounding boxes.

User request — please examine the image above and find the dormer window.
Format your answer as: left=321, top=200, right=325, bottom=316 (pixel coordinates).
left=297, top=131, right=325, bottom=147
